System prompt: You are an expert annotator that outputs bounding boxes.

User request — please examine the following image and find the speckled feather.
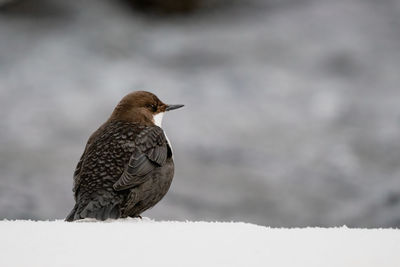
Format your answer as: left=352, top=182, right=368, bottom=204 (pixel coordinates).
left=66, top=120, right=174, bottom=221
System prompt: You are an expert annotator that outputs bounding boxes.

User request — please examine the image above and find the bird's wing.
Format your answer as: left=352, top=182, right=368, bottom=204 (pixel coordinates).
left=113, top=126, right=168, bottom=191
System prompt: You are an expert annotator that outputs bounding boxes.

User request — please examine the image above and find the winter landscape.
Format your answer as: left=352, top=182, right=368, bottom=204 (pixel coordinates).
left=1, top=0, right=400, bottom=265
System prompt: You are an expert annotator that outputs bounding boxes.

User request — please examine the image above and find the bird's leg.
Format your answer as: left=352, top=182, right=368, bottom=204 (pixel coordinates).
left=129, top=214, right=142, bottom=219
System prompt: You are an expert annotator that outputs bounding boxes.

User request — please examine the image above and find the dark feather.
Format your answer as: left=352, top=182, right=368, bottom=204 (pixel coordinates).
left=113, top=126, right=168, bottom=191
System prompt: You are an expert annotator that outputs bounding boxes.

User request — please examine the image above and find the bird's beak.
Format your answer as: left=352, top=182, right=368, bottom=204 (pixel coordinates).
left=165, top=104, right=184, bottom=111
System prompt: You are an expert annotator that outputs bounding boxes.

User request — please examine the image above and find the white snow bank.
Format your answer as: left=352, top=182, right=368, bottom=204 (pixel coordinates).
left=0, top=219, right=399, bottom=267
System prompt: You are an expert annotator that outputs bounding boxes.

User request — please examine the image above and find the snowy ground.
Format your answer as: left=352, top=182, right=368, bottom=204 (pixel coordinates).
left=1, top=219, right=399, bottom=267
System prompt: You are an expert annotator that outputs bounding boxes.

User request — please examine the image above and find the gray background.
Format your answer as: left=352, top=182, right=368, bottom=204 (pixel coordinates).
left=1, top=0, right=400, bottom=227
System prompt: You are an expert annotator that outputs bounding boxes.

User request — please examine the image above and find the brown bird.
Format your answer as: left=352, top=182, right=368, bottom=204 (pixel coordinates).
left=66, top=91, right=183, bottom=221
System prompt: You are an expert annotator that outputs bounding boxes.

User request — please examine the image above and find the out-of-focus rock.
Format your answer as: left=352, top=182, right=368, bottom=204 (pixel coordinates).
left=0, top=0, right=69, bottom=18
left=0, top=0, right=16, bottom=7
left=126, top=0, right=201, bottom=14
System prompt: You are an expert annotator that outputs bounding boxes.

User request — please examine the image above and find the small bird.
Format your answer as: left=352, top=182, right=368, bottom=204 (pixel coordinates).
left=66, top=91, right=183, bottom=221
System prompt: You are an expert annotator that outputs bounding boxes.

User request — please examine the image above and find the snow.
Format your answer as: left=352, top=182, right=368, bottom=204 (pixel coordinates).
left=0, top=219, right=399, bottom=267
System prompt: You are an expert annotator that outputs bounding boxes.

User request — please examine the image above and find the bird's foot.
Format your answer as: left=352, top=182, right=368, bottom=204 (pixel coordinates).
left=129, top=215, right=142, bottom=219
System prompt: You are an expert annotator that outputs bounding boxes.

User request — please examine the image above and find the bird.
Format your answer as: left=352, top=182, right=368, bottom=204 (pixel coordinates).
left=66, top=91, right=184, bottom=221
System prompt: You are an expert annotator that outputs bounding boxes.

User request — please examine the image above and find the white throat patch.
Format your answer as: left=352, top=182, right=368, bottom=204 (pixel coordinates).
left=153, top=112, right=164, bottom=127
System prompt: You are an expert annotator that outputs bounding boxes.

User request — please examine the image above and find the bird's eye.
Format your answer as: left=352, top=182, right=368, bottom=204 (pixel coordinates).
left=147, top=104, right=157, bottom=112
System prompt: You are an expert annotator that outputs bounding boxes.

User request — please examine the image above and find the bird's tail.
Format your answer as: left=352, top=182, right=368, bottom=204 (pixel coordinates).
left=65, top=192, right=122, bottom=221
left=65, top=205, right=78, bottom=222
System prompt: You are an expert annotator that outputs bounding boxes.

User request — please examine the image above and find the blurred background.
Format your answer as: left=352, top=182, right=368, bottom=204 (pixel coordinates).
left=1, top=0, right=400, bottom=227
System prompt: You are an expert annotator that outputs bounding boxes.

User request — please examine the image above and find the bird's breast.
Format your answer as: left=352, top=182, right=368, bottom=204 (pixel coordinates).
left=163, top=131, right=175, bottom=159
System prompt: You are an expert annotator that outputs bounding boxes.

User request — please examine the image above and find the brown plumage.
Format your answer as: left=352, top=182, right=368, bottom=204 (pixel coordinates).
left=66, top=91, right=183, bottom=221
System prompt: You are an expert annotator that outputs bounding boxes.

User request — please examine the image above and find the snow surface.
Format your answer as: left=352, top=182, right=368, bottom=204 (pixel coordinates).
left=0, top=219, right=399, bottom=267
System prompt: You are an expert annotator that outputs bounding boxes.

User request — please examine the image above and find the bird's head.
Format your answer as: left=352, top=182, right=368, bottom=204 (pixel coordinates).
left=110, top=91, right=184, bottom=127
